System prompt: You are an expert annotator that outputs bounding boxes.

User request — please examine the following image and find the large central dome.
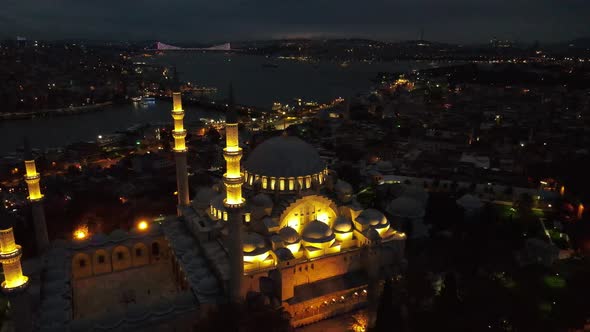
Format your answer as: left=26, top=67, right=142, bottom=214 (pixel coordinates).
left=244, top=136, right=325, bottom=178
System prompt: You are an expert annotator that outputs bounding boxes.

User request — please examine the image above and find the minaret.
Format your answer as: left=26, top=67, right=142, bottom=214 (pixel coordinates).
left=223, top=84, right=245, bottom=302
left=23, top=139, right=49, bottom=254
left=0, top=209, right=32, bottom=332
left=171, top=92, right=190, bottom=215
left=366, top=229, right=382, bottom=330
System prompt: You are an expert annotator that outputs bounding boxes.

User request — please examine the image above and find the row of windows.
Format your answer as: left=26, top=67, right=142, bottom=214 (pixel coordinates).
left=293, top=263, right=315, bottom=274
left=78, top=243, right=160, bottom=268
left=245, top=171, right=328, bottom=192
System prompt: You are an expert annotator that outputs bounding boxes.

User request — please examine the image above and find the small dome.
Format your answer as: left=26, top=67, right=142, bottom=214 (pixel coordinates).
left=90, top=233, right=108, bottom=246
left=302, top=220, right=334, bottom=243
left=367, top=228, right=381, bottom=241
left=356, top=209, right=388, bottom=227
left=333, top=216, right=353, bottom=233
left=387, top=196, right=425, bottom=218
left=251, top=193, right=273, bottom=207
left=243, top=232, right=267, bottom=253
left=244, top=136, right=325, bottom=178
left=335, top=180, right=353, bottom=193
left=279, top=226, right=300, bottom=244
left=197, top=276, right=219, bottom=295
left=109, top=229, right=128, bottom=241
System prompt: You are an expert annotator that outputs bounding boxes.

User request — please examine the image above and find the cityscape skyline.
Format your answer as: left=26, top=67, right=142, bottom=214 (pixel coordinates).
left=2, top=0, right=590, bottom=43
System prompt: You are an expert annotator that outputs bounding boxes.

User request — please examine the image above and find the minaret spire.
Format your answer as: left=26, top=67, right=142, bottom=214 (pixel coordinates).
left=171, top=91, right=190, bottom=215
left=223, top=83, right=244, bottom=302
left=23, top=138, right=49, bottom=254
left=0, top=207, right=32, bottom=332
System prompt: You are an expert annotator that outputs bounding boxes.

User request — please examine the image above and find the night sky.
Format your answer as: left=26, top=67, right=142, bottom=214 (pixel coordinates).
left=3, top=0, right=590, bottom=43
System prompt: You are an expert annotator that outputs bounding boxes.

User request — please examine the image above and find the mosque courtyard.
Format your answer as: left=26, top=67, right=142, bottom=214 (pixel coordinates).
left=72, top=260, right=178, bottom=320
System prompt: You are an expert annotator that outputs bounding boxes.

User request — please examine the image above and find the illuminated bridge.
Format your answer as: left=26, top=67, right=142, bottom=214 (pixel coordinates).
left=152, top=42, right=232, bottom=51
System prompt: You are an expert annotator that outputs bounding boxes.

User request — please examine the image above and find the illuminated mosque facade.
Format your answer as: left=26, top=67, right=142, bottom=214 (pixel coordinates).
left=1, top=89, right=406, bottom=331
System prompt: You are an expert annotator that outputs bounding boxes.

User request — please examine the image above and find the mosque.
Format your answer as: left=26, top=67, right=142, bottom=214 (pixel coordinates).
left=0, top=89, right=406, bottom=331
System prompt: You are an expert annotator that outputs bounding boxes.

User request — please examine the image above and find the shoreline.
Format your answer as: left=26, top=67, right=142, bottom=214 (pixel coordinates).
left=0, top=101, right=115, bottom=121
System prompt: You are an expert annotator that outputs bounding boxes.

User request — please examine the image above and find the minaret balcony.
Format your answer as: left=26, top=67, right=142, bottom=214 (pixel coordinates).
left=172, top=110, right=185, bottom=119
left=223, top=147, right=242, bottom=156
left=223, top=198, right=245, bottom=209
left=24, top=173, right=40, bottom=181
left=223, top=174, right=244, bottom=184
left=0, top=246, right=22, bottom=262
left=172, top=130, right=187, bottom=139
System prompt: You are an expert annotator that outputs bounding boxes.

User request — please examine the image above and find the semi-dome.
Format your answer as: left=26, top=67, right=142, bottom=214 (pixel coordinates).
left=243, top=232, right=267, bottom=254
left=302, top=220, right=334, bottom=243
left=387, top=196, right=425, bottom=218
left=279, top=226, right=300, bottom=244
left=333, top=216, right=353, bottom=233
left=356, top=209, right=388, bottom=227
left=244, top=136, right=325, bottom=177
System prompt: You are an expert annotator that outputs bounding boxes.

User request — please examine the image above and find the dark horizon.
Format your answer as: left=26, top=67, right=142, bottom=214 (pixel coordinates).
left=3, top=0, right=590, bottom=44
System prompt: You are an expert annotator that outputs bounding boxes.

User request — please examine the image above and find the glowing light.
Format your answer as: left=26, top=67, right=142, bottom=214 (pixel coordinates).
left=137, top=221, right=149, bottom=231
left=74, top=225, right=89, bottom=240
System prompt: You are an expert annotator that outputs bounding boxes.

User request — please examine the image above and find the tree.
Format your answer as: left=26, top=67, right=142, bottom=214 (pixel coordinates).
left=195, top=301, right=293, bottom=332
left=374, top=280, right=403, bottom=332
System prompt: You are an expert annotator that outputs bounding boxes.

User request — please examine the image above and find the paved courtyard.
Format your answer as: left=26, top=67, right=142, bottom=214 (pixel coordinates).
left=73, top=261, right=178, bottom=320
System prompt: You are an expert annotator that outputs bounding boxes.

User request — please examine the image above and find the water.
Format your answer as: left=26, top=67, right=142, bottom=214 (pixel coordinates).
left=0, top=103, right=220, bottom=155
left=147, top=53, right=429, bottom=107
left=1, top=53, right=434, bottom=155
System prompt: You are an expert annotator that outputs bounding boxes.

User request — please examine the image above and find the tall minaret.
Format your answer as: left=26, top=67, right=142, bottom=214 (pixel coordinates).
left=23, top=139, right=49, bottom=254
left=0, top=209, right=32, bottom=332
left=366, top=230, right=382, bottom=330
left=223, top=84, right=245, bottom=302
left=171, top=92, right=190, bottom=215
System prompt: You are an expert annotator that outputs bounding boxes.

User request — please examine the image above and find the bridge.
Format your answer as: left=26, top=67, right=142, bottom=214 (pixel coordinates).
left=151, top=42, right=232, bottom=52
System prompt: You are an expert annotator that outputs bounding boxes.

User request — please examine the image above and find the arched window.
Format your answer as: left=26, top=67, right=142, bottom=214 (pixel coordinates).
left=152, top=242, right=160, bottom=256
left=79, top=259, right=86, bottom=268
left=135, top=248, right=142, bottom=257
